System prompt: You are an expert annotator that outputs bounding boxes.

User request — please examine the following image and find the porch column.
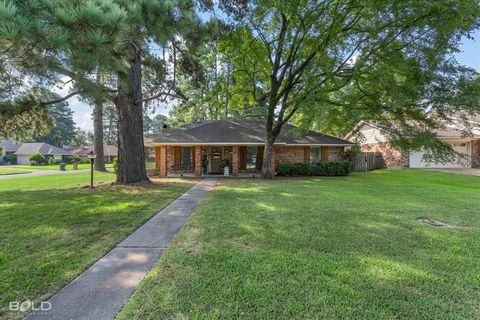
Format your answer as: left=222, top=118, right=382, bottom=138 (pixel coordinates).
left=194, top=146, right=202, bottom=176
left=232, top=146, right=239, bottom=176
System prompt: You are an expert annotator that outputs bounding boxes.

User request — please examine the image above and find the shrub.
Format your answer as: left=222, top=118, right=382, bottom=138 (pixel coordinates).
left=0, top=156, right=5, bottom=165
left=277, top=163, right=312, bottom=176
left=316, top=160, right=351, bottom=176
left=113, top=157, right=118, bottom=175
left=3, top=154, right=17, bottom=164
left=48, top=157, right=60, bottom=165
left=277, top=160, right=351, bottom=177
left=72, top=155, right=81, bottom=164
left=29, top=151, right=46, bottom=165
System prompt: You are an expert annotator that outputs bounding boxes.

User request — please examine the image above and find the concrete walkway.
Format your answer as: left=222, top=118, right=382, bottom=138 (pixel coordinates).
left=25, top=178, right=218, bottom=320
left=0, top=166, right=90, bottom=179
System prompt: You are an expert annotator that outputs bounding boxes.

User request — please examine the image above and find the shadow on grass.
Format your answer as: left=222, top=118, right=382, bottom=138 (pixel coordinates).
left=0, top=181, right=194, bottom=319
left=119, top=172, right=480, bottom=319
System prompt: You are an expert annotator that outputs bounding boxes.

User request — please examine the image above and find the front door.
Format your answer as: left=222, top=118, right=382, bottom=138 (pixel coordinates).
left=210, top=146, right=222, bottom=173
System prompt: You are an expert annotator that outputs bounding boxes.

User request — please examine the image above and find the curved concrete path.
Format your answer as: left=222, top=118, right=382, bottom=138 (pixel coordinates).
left=25, top=178, right=218, bottom=320
left=0, top=166, right=90, bottom=179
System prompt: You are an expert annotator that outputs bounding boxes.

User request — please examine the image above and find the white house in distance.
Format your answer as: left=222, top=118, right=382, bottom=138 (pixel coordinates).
left=0, top=138, right=22, bottom=156
left=345, top=116, right=480, bottom=169
left=14, top=143, right=72, bottom=164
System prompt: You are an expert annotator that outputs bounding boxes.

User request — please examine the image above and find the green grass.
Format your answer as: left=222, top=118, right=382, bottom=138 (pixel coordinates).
left=118, top=169, right=480, bottom=320
left=0, top=173, right=196, bottom=319
left=14, top=163, right=113, bottom=170
left=0, top=168, right=32, bottom=175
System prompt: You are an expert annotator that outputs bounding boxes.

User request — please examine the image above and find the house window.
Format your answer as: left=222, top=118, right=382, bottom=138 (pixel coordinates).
left=180, top=147, right=192, bottom=168
left=145, top=147, right=156, bottom=169
left=310, top=147, right=321, bottom=164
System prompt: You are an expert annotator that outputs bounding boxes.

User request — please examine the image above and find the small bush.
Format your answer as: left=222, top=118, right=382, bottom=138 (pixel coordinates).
left=0, top=156, right=5, bottom=165
left=29, top=152, right=46, bottom=165
left=277, top=160, right=351, bottom=177
left=316, top=160, right=352, bottom=176
left=3, top=154, right=17, bottom=164
left=48, top=157, right=59, bottom=165
left=113, top=157, right=118, bottom=175
left=72, top=155, right=81, bottom=164
left=277, top=163, right=311, bottom=176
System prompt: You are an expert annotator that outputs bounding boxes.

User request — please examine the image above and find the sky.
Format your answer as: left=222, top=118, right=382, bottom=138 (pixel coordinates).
left=64, top=30, right=480, bottom=132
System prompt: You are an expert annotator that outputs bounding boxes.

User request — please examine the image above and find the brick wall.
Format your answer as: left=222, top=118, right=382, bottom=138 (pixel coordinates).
left=327, top=147, right=344, bottom=161
left=472, top=139, right=480, bottom=167
left=274, top=146, right=306, bottom=166
left=361, top=142, right=409, bottom=168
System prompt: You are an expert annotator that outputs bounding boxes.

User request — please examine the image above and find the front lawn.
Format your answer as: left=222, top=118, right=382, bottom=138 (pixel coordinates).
left=0, top=173, right=196, bottom=319
left=119, top=169, right=480, bottom=319
left=14, top=163, right=113, bottom=170
left=0, top=168, right=32, bottom=175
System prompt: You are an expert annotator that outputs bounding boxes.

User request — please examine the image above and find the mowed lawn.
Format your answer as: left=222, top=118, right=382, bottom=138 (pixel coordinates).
left=0, top=173, right=196, bottom=319
left=14, top=163, right=113, bottom=170
left=119, top=169, right=480, bottom=320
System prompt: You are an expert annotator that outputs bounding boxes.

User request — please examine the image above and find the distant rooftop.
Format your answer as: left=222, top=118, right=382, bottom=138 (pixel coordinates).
left=15, top=143, right=72, bottom=156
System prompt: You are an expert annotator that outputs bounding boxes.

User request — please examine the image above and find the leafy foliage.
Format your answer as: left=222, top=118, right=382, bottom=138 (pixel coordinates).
left=277, top=160, right=352, bottom=176
left=221, top=0, right=480, bottom=174
left=28, top=151, right=47, bottom=165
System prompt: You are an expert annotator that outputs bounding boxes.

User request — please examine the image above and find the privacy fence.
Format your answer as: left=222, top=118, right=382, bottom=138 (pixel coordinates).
left=351, top=152, right=384, bottom=171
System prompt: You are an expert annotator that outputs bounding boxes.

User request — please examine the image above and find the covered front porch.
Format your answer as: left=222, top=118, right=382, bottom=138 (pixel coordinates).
left=153, top=145, right=267, bottom=177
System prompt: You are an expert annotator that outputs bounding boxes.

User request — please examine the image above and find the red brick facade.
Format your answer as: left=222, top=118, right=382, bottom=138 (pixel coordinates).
left=472, top=139, right=480, bottom=168
left=153, top=145, right=346, bottom=176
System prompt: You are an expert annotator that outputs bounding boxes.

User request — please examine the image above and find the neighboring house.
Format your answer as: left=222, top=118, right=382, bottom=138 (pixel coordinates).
left=144, top=120, right=354, bottom=176
left=66, top=144, right=118, bottom=163
left=14, top=143, right=72, bottom=164
left=345, top=118, right=480, bottom=168
left=0, top=138, right=22, bottom=157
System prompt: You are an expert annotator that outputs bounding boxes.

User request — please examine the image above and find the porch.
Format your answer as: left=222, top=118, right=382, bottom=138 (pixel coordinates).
left=152, top=145, right=267, bottom=177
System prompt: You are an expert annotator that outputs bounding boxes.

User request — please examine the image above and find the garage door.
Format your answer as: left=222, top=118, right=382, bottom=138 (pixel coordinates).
left=409, top=144, right=471, bottom=168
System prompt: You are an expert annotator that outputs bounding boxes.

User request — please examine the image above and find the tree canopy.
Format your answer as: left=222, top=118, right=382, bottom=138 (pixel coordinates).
left=217, top=0, right=480, bottom=177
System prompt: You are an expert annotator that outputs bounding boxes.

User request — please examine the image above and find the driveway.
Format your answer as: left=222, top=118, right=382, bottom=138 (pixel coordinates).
left=0, top=166, right=90, bottom=179
left=429, top=168, right=480, bottom=176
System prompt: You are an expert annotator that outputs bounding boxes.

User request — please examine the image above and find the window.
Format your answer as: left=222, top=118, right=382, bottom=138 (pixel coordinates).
left=180, top=147, right=192, bottom=168
left=310, top=147, right=321, bottom=164
left=145, top=147, right=156, bottom=169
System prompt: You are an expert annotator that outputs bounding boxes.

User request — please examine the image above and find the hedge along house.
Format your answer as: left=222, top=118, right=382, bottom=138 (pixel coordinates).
left=144, top=120, right=355, bottom=177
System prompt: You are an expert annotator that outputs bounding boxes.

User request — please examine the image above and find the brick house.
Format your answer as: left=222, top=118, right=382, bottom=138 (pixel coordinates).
left=144, top=120, right=354, bottom=177
left=345, top=119, right=480, bottom=168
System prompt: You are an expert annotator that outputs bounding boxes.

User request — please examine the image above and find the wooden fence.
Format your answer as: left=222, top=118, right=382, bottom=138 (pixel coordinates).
left=352, top=152, right=384, bottom=171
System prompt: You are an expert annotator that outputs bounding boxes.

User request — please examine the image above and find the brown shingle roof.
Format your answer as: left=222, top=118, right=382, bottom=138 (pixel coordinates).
left=145, top=120, right=353, bottom=146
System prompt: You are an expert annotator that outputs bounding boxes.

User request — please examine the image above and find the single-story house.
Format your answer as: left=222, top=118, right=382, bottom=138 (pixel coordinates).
left=14, top=143, right=72, bottom=164
left=144, top=120, right=354, bottom=176
left=344, top=119, right=480, bottom=168
left=0, top=138, right=22, bottom=156
left=66, top=144, right=118, bottom=163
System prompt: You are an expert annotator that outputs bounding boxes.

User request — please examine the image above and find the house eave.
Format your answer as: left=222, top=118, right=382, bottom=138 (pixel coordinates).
left=145, top=142, right=354, bottom=147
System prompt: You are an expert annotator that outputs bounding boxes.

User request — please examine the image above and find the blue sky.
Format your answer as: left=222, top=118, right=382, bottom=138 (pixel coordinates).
left=68, top=30, right=480, bottom=131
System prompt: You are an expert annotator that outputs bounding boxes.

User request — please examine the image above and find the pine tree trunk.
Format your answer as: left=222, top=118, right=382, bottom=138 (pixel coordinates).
left=261, top=134, right=275, bottom=179
left=93, top=99, right=106, bottom=171
left=114, top=45, right=149, bottom=184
